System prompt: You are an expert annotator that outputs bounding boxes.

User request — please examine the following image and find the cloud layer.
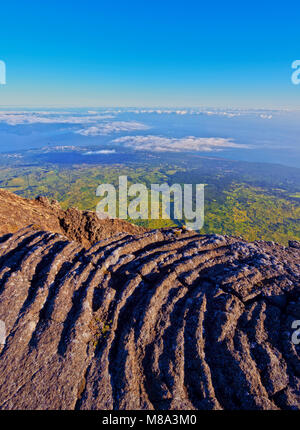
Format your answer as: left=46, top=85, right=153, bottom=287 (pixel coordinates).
left=112, top=135, right=251, bottom=152
left=75, top=121, right=149, bottom=136
left=0, top=111, right=114, bottom=125
left=0, top=109, right=277, bottom=128
left=83, top=149, right=116, bottom=155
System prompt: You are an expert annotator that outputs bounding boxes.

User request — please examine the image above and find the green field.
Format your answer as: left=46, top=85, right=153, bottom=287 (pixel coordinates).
left=0, top=159, right=299, bottom=245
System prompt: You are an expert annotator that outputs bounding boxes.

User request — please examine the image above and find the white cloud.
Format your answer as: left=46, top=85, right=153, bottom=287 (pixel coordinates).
left=124, top=108, right=279, bottom=118
left=0, top=111, right=114, bottom=125
left=112, top=135, right=252, bottom=152
left=75, top=121, right=149, bottom=136
left=260, top=114, right=273, bottom=120
left=83, top=149, right=116, bottom=155
left=0, top=109, right=278, bottom=127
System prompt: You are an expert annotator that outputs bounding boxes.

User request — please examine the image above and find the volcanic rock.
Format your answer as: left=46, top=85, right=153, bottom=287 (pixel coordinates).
left=0, top=189, right=144, bottom=247
left=0, top=223, right=299, bottom=410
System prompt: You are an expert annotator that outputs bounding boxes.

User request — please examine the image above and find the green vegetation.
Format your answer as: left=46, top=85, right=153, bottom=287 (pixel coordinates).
left=0, top=160, right=299, bottom=245
left=202, top=185, right=300, bottom=244
left=89, top=316, right=112, bottom=350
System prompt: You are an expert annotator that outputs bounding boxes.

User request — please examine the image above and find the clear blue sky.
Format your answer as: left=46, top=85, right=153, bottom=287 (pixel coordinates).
left=0, top=0, right=299, bottom=108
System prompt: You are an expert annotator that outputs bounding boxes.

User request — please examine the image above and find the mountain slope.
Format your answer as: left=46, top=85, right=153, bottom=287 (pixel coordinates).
left=0, top=189, right=144, bottom=247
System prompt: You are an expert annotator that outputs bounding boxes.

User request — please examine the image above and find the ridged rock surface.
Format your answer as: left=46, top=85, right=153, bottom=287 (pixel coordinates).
left=0, top=226, right=299, bottom=410
left=0, top=189, right=144, bottom=247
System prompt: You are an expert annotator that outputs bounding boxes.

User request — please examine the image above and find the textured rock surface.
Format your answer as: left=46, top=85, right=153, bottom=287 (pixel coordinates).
left=0, top=189, right=144, bottom=247
left=0, top=226, right=299, bottom=410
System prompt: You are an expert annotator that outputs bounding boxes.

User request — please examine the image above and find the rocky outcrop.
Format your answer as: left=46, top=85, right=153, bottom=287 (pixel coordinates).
left=0, top=189, right=144, bottom=247
left=0, top=226, right=299, bottom=410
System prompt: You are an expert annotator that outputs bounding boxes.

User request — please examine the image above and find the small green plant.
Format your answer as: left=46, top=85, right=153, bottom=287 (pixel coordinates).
left=89, top=317, right=112, bottom=350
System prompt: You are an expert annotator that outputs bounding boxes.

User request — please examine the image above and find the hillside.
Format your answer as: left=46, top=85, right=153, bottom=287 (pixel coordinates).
left=0, top=189, right=144, bottom=247
left=0, top=157, right=299, bottom=245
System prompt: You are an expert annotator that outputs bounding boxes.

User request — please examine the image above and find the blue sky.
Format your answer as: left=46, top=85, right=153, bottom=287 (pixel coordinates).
left=0, top=0, right=299, bottom=107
